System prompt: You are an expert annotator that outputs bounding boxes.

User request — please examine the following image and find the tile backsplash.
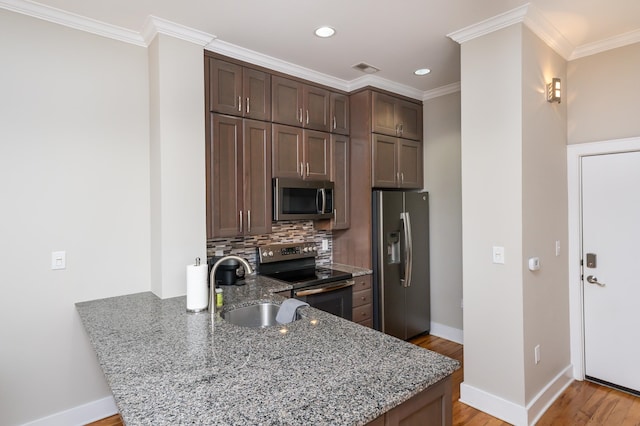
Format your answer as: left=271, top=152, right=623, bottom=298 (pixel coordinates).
left=206, top=221, right=332, bottom=269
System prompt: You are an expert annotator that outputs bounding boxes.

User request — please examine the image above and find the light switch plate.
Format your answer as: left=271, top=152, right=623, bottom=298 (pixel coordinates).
left=51, top=251, right=66, bottom=270
left=492, top=246, right=505, bottom=264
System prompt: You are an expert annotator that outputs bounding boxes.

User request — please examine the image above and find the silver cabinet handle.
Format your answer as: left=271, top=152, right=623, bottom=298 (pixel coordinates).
left=295, top=280, right=355, bottom=297
left=306, top=110, right=309, bottom=124
left=306, top=162, right=310, bottom=177
left=299, top=108, right=303, bottom=123
left=246, top=97, right=250, bottom=114
left=399, top=123, right=404, bottom=136
left=239, top=210, right=243, bottom=233
left=300, top=162, right=304, bottom=177
left=247, top=210, right=251, bottom=233
left=333, top=116, right=336, bottom=129
left=238, top=96, right=242, bottom=112
left=586, top=275, right=606, bottom=287
left=401, top=172, right=404, bottom=183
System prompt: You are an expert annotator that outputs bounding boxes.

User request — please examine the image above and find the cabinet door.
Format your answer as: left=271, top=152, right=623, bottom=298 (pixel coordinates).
left=210, top=114, right=243, bottom=237
left=397, top=99, right=422, bottom=141
left=272, top=76, right=303, bottom=127
left=243, top=68, right=271, bottom=121
left=331, top=134, right=349, bottom=229
left=304, top=86, right=330, bottom=132
left=372, top=92, right=398, bottom=137
left=330, top=92, right=349, bottom=135
left=243, top=120, right=272, bottom=235
left=397, top=139, right=423, bottom=189
left=209, top=59, right=242, bottom=116
left=372, top=134, right=398, bottom=188
left=303, top=130, right=330, bottom=181
left=272, top=124, right=303, bottom=178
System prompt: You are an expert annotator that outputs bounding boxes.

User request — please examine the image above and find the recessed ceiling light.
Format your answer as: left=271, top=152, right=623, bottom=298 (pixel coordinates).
left=315, top=26, right=336, bottom=38
left=414, top=68, right=431, bottom=76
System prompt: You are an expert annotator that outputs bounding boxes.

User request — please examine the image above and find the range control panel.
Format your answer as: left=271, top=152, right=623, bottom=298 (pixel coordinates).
left=258, top=242, right=318, bottom=263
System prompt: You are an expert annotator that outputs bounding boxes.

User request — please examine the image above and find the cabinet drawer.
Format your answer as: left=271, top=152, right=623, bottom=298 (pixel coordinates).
left=352, top=288, right=372, bottom=308
left=352, top=275, right=372, bottom=293
left=353, top=303, right=372, bottom=323
left=357, top=318, right=373, bottom=329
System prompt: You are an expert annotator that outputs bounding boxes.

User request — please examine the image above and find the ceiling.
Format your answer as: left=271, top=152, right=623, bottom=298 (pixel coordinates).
left=6, top=0, right=640, bottom=96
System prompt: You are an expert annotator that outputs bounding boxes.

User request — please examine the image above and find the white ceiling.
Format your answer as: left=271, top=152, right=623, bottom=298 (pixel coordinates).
left=6, top=0, right=640, bottom=96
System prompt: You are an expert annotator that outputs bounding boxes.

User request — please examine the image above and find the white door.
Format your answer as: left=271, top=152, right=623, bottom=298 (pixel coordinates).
left=582, top=151, right=640, bottom=393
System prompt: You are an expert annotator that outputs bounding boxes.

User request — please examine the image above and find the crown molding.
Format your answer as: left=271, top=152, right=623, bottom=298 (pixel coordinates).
left=347, top=75, right=425, bottom=100
left=523, top=4, right=573, bottom=59
left=204, top=39, right=351, bottom=92
left=423, top=82, right=461, bottom=101
left=206, top=39, right=425, bottom=99
left=0, top=0, right=145, bottom=46
left=447, top=3, right=575, bottom=60
left=570, top=28, right=640, bottom=60
left=142, top=15, right=215, bottom=47
left=447, top=3, right=529, bottom=44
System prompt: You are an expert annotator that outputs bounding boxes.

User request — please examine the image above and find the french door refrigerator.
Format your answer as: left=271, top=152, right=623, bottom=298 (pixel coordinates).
left=372, top=191, right=430, bottom=340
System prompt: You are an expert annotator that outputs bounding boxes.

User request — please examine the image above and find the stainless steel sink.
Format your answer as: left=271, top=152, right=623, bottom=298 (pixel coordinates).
left=221, top=302, right=299, bottom=328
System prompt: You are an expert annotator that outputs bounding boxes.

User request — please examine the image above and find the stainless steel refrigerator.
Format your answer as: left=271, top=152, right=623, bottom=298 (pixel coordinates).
left=372, top=191, right=430, bottom=340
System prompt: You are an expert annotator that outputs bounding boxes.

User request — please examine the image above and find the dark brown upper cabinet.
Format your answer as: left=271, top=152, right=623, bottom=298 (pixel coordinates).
left=315, top=133, right=350, bottom=231
left=207, top=114, right=271, bottom=238
left=372, top=92, right=422, bottom=141
left=372, top=134, right=423, bottom=189
left=209, top=58, right=271, bottom=121
left=330, top=93, right=349, bottom=135
left=272, top=124, right=330, bottom=181
left=272, top=75, right=331, bottom=132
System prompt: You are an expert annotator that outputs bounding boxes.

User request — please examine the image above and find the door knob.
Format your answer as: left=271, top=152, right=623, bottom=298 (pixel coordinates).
left=586, top=275, right=606, bottom=287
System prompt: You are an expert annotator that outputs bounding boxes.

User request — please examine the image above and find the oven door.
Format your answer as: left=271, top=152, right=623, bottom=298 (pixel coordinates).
left=294, top=279, right=354, bottom=321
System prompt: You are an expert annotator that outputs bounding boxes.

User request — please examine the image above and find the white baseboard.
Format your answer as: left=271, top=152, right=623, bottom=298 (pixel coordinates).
left=22, top=396, right=117, bottom=426
left=459, top=364, right=574, bottom=426
left=430, top=321, right=464, bottom=344
left=460, top=382, right=528, bottom=425
left=527, top=365, right=574, bottom=425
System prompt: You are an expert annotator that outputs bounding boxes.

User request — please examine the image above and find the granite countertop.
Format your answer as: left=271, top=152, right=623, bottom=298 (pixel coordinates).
left=76, top=275, right=458, bottom=425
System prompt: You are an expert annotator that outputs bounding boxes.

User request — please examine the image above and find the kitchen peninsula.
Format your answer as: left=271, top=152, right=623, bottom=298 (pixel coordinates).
left=76, top=276, right=459, bottom=425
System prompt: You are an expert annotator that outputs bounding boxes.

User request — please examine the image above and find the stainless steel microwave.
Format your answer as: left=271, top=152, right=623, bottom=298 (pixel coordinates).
left=273, top=178, right=334, bottom=221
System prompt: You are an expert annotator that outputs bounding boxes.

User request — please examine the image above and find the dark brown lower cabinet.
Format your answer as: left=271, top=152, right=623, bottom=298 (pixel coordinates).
left=352, top=275, right=373, bottom=327
left=366, top=376, right=452, bottom=426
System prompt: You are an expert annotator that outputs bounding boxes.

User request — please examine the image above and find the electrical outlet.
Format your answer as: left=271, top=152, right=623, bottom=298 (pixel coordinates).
left=492, top=246, right=505, bottom=264
left=321, top=239, right=329, bottom=251
left=555, top=240, right=561, bottom=256
left=534, top=345, right=541, bottom=364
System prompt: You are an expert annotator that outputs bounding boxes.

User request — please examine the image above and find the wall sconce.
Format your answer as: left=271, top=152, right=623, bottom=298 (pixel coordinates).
left=546, top=78, right=561, bottom=103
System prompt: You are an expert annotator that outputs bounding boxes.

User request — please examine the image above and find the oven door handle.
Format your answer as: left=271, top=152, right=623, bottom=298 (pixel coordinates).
left=294, top=279, right=355, bottom=297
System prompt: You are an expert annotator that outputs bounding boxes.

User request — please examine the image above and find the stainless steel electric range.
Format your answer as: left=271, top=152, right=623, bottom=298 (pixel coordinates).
left=257, top=242, right=354, bottom=320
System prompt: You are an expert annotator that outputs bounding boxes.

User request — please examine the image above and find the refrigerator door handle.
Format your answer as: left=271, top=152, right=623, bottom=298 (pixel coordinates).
left=401, top=212, right=413, bottom=288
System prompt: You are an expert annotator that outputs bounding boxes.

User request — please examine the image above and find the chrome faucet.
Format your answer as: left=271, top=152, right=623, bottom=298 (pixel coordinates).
left=208, top=255, right=254, bottom=313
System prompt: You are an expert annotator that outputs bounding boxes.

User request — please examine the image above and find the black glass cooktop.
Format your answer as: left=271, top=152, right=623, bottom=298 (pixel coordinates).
left=262, top=267, right=352, bottom=289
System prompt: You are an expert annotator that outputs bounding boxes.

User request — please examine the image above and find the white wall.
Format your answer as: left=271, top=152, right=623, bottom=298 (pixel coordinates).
left=148, top=34, right=207, bottom=298
left=460, top=24, right=526, bottom=404
left=567, top=42, right=640, bottom=145
left=423, top=92, right=463, bottom=338
left=0, top=9, right=150, bottom=425
left=459, top=23, right=572, bottom=424
left=521, top=26, right=570, bottom=407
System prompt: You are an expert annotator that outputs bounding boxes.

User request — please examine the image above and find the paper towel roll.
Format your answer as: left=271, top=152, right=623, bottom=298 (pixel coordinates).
left=186, top=263, right=208, bottom=313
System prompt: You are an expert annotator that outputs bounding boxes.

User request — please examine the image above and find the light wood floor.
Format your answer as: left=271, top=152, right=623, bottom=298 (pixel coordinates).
left=410, top=334, right=640, bottom=426
left=87, top=335, right=640, bottom=426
